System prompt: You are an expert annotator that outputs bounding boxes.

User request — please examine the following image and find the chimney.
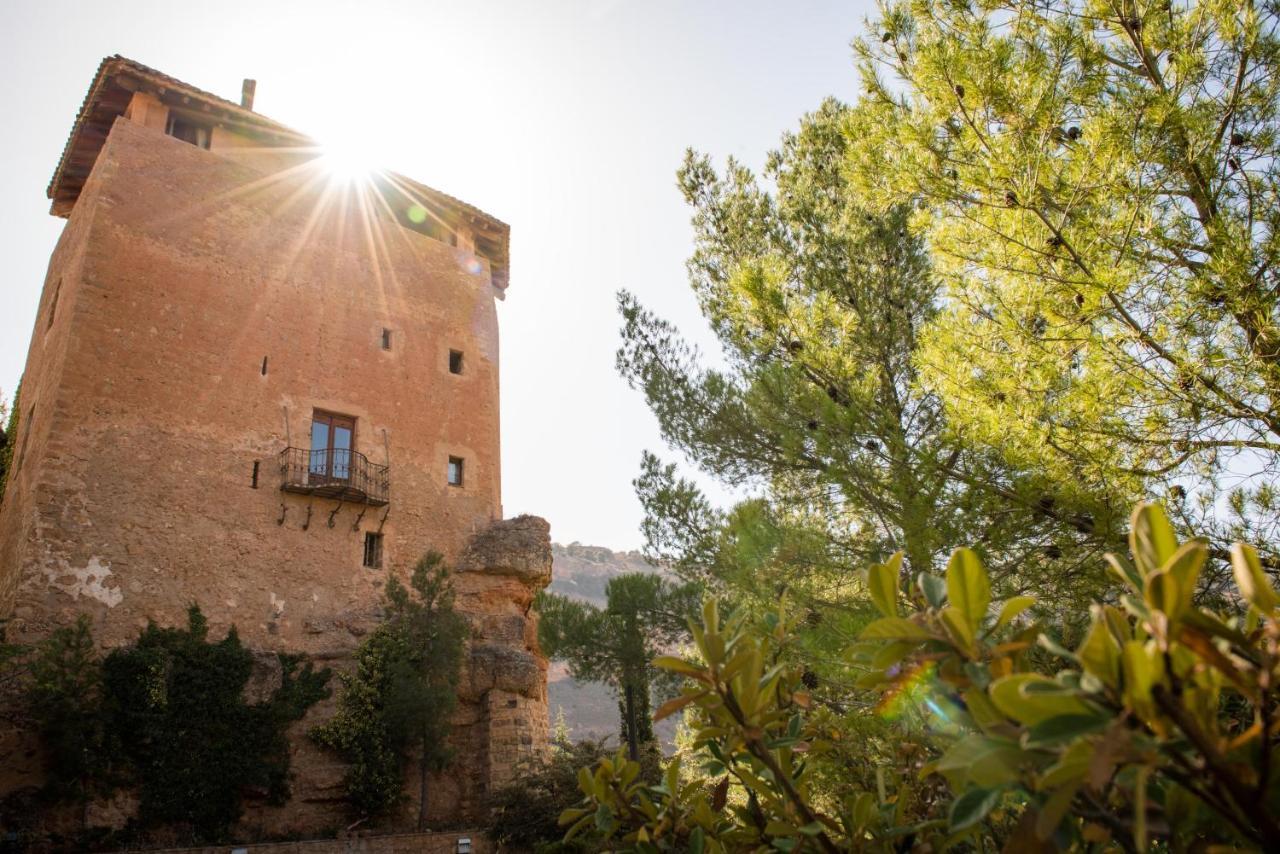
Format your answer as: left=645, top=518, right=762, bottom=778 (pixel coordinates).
left=241, top=79, right=257, bottom=111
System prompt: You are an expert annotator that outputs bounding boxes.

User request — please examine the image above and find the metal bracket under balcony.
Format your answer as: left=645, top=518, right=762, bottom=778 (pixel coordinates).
left=279, top=447, right=389, bottom=506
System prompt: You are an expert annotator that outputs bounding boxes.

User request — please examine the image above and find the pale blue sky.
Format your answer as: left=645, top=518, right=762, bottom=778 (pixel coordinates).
left=0, top=0, right=872, bottom=550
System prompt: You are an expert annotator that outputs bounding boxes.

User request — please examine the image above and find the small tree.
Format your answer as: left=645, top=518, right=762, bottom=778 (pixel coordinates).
left=552, top=705, right=571, bottom=747
left=312, top=552, right=467, bottom=827
left=538, top=573, right=697, bottom=761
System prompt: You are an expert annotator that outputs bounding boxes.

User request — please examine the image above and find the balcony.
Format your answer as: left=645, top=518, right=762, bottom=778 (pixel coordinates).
left=279, top=447, right=389, bottom=506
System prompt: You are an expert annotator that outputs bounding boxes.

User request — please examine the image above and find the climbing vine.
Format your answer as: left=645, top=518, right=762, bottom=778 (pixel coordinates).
left=27, top=605, right=330, bottom=843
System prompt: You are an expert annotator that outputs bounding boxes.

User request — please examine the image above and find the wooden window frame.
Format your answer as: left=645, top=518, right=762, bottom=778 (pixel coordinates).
left=310, top=410, right=357, bottom=484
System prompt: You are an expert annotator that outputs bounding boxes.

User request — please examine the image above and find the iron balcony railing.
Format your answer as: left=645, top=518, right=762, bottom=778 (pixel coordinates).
left=279, top=446, right=390, bottom=506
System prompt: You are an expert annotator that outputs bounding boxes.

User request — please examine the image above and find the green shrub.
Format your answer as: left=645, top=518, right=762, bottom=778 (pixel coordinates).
left=489, top=738, right=620, bottom=851
left=565, top=503, right=1280, bottom=851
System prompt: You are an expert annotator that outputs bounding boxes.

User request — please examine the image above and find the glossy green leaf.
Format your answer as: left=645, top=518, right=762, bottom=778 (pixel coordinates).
left=989, top=674, right=1092, bottom=725
left=1121, top=640, right=1158, bottom=710
left=1036, top=781, right=1081, bottom=840
left=918, top=572, right=947, bottom=607
left=940, top=606, right=975, bottom=652
left=949, top=787, right=1001, bottom=832
left=1130, top=502, right=1179, bottom=577
left=937, top=735, right=1021, bottom=787
left=1144, top=569, right=1178, bottom=619
left=1077, top=614, right=1120, bottom=687
left=1024, top=713, right=1108, bottom=748
left=1182, top=608, right=1251, bottom=647
left=1231, top=543, right=1279, bottom=613
left=946, top=547, right=990, bottom=632
left=868, top=552, right=902, bottom=618
left=994, top=595, right=1035, bottom=632
left=1162, top=540, right=1206, bottom=613
left=871, top=640, right=916, bottom=669
left=1105, top=552, right=1144, bottom=593
left=963, top=689, right=1006, bottom=732
left=858, top=616, right=931, bottom=641
left=1038, top=739, right=1091, bottom=789
left=653, top=655, right=705, bottom=677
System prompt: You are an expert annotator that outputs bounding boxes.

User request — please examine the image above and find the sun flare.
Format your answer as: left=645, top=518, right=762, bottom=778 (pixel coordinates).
left=316, top=131, right=383, bottom=184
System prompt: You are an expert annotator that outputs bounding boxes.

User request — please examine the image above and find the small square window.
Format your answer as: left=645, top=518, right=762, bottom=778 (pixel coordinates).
left=381, top=328, right=392, bottom=350
left=363, top=532, right=384, bottom=569
left=447, top=456, right=464, bottom=487
left=165, top=114, right=211, bottom=149
left=449, top=350, right=464, bottom=375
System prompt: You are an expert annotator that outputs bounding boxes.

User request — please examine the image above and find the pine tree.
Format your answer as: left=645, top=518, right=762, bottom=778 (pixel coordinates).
left=620, top=100, right=1114, bottom=609
left=537, top=573, right=695, bottom=760
left=849, top=0, right=1280, bottom=570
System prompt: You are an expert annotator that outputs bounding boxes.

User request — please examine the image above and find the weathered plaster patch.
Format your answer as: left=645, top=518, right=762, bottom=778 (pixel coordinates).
left=44, top=556, right=123, bottom=607
left=269, top=591, right=285, bottom=616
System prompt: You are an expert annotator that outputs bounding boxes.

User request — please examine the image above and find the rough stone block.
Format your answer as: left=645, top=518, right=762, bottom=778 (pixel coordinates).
left=457, top=515, right=552, bottom=586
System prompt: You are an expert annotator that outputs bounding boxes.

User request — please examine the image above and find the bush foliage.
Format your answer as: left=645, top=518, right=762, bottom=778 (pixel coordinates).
left=488, top=738, right=621, bottom=852
left=564, top=503, right=1280, bottom=851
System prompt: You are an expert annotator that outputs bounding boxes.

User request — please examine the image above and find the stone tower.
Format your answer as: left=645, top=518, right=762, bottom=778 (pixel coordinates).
left=0, top=56, right=549, bottom=834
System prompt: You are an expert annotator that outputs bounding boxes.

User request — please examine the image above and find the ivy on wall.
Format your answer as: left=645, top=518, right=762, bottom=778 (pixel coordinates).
left=27, top=606, right=330, bottom=843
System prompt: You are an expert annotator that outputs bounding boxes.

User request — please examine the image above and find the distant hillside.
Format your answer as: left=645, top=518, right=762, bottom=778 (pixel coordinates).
left=544, top=543, right=678, bottom=748
left=546, top=542, right=657, bottom=607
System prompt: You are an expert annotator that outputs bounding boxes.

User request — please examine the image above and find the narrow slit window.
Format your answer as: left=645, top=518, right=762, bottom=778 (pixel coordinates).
left=449, top=350, right=464, bottom=375
left=381, top=328, right=392, bottom=350
left=46, top=279, right=61, bottom=330
left=363, top=532, right=384, bottom=569
left=447, top=456, right=464, bottom=487
left=261, top=356, right=268, bottom=376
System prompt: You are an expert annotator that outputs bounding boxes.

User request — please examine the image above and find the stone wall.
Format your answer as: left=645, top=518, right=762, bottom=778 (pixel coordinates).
left=0, top=105, right=548, bottom=839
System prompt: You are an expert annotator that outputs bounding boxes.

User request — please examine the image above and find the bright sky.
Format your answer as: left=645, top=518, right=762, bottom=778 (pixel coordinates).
left=0, top=0, right=870, bottom=550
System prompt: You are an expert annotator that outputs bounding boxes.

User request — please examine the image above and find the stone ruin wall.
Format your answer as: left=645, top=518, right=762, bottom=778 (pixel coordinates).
left=1, top=515, right=552, bottom=841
